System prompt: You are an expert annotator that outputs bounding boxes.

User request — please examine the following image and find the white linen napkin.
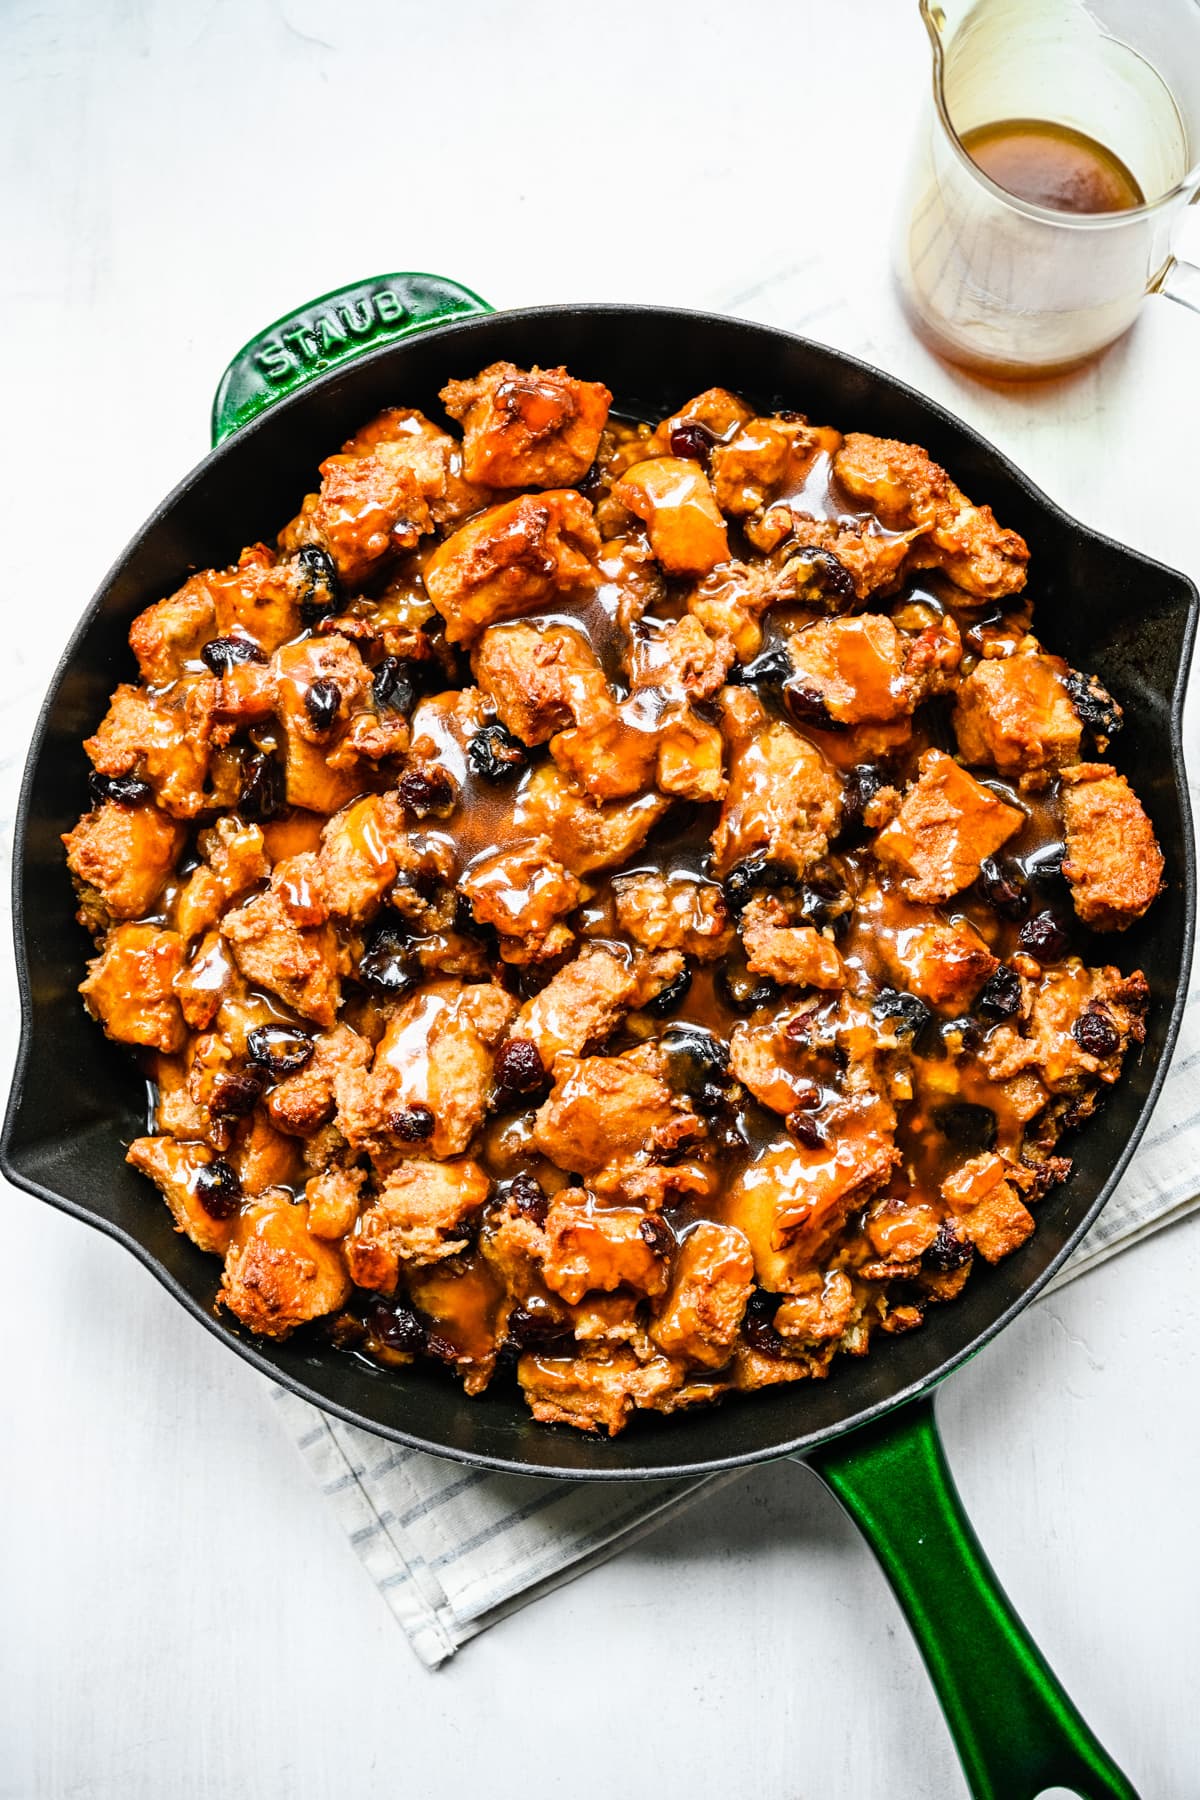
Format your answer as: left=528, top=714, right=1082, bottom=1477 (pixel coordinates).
left=272, top=254, right=1200, bottom=1668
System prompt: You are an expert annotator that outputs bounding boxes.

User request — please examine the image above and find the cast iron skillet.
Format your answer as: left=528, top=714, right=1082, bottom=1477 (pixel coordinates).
left=4, top=273, right=1195, bottom=1800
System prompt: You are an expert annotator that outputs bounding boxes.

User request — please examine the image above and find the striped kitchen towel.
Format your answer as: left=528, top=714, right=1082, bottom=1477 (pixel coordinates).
left=272, top=255, right=1200, bottom=1668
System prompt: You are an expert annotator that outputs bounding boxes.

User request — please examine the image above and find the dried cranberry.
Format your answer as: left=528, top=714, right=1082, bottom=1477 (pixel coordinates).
left=304, top=678, right=340, bottom=734
left=246, top=1025, right=315, bottom=1076
left=295, top=544, right=340, bottom=624
left=238, top=749, right=284, bottom=820
left=209, top=1068, right=264, bottom=1117
left=508, top=1172, right=548, bottom=1226
left=976, top=964, right=1022, bottom=1020
left=467, top=723, right=529, bottom=781
left=200, top=635, right=267, bottom=676
left=785, top=680, right=846, bottom=733
left=397, top=766, right=454, bottom=817
left=1064, top=668, right=1123, bottom=742
left=787, top=1109, right=827, bottom=1149
left=88, top=771, right=153, bottom=807
left=923, top=1221, right=974, bottom=1274
left=366, top=1299, right=426, bottom=1355
left=1018, top=911, right=1068, bottom=962
left=194, top=1159, right=242, bottom=1219
left=493, top=1038, right=549, bottom=1103
left=392, top=1104, right=434, bottom=1142
left=722, top=857, right=790, bottom=918
left=668, top=421, right=716, bottom=466
left=1073, top=1006, right=1119, bottom=1058
left=743, top=1289, right=786, bottom=1358
left=358, top=916, right=416, bottom=994
left=642, top=965, right=693, bottom=1017
left=977, top=856, right=1030, bottom=921
left=637, top=1214, right=675, bottom=1258
left=934, top=1102, right=997, bottom=1155
left=873, top=988, right=932, bottom=1039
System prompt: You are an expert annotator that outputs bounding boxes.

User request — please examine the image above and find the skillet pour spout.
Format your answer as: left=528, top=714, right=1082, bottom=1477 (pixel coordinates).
left=4, top=276, right=1192, bottom=1800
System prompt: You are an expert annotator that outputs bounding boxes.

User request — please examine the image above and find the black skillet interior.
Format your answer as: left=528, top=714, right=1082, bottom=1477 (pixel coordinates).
left=4, top=305, right=1195, bottom=1477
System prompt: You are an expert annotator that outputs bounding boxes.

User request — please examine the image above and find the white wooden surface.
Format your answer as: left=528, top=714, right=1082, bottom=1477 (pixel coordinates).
left=3, top=2, right=1199, bottom=1795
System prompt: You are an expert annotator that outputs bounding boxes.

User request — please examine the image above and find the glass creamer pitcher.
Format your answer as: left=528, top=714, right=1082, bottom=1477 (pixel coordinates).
left=894, top=0, right=1200, bottom=377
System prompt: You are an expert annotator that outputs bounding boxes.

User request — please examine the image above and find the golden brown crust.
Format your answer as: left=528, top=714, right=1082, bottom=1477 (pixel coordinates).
left=1061, top=763, right=1165, bottom=929
left=72, top=366, right=1158, bottom=1429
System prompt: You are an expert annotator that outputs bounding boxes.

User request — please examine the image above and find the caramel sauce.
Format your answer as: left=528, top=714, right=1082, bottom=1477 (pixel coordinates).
left=961, top=119, right=1145, bottom=214
left=121, top=402, right=1118, bottom=1415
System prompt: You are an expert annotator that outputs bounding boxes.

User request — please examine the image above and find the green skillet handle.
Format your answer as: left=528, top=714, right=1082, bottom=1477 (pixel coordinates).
left=211, top=272, right=493, bottom=445
left=807, top=1394, right=1140, bottom=1800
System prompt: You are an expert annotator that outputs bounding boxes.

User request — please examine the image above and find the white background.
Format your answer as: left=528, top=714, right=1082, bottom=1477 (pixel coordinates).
left=3, top=2, right=1200, bottom=1795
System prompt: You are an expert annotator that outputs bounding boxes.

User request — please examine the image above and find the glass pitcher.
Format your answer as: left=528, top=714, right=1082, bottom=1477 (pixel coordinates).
left=894, top=0, right=1200, bottom=377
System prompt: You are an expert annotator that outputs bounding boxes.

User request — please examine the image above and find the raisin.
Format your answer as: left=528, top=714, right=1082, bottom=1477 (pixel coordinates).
left=246, top=1024, right=315, bottom=1076
left=209, top=1068, right=264, bottom=1117
left=304, top=678, right=340, bottom=734
left=934, top=1102, right=997, bottom=1155
left=716, top=960, right=780, bottom=1014
left=795, top=876, right=849, bottom=933
left=661, top=1023, right=730, bottom=1097
left=668, top=421, right=716, bottom=466
left=785, top=679, right=846, bottom=733
left=358, top=916, right=417, bottom=994
left=391, top=1104, right=434, bottom=1142
left=737, top=645, right=793, bottom=694
left=1018, top=910, right=1068, bottom=962
left=722, top=857, right=790, bottom=917
left=88, top=771, right=153, bottom=807
left=976, top=964, right=1022, bottom=1020
left=366, top=1298, right=426, bottom=1355
left=1025, top=842, right=1066, bottom=887
left=873, top=988, right=932, bottom=1039
left=787, top=1109, right=827, bottom=1149
left=238, top=749, right=284, bottom=821
left=397, top=766, right=454, bottom=817
left=1073, top=1006, right=1119, bottom=1058
left=508, top=1171, right=549, bottom=1226
left=923, top=1221, right=974, bottom=1273
left=787, top=544, right=855, bottom=606
left=467, top=723, right=529, bottom=781
left=194, top=1159, right=242, bottom=1220
left=372, top=656, right=422, bottom=716
left=493, top=1038, right=549, bottom=1103
left=200, top=635, right=267, bottom=676
left=642, top=964, right=693, bottom=1017
left=639, top=1214, right=676, bottom=1255
left=505, top=1305, right=569, bottom=1349
left=840, top=763, right=888, bottom=839
left=1064, top=669, right=1123, bottom=742
left=295, top=544, right=340, bottom=624
left=743, top=1289, right=786, bottom=1358
left=977, top=856, right=1029, bottom=921
left=940, top=1016, right=983, bottom=1054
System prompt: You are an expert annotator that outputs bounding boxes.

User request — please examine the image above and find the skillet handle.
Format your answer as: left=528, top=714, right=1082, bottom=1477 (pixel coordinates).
left=210, top=272, right=493, bottom=445
left=807, top=1394, right=1140, bottom=1800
